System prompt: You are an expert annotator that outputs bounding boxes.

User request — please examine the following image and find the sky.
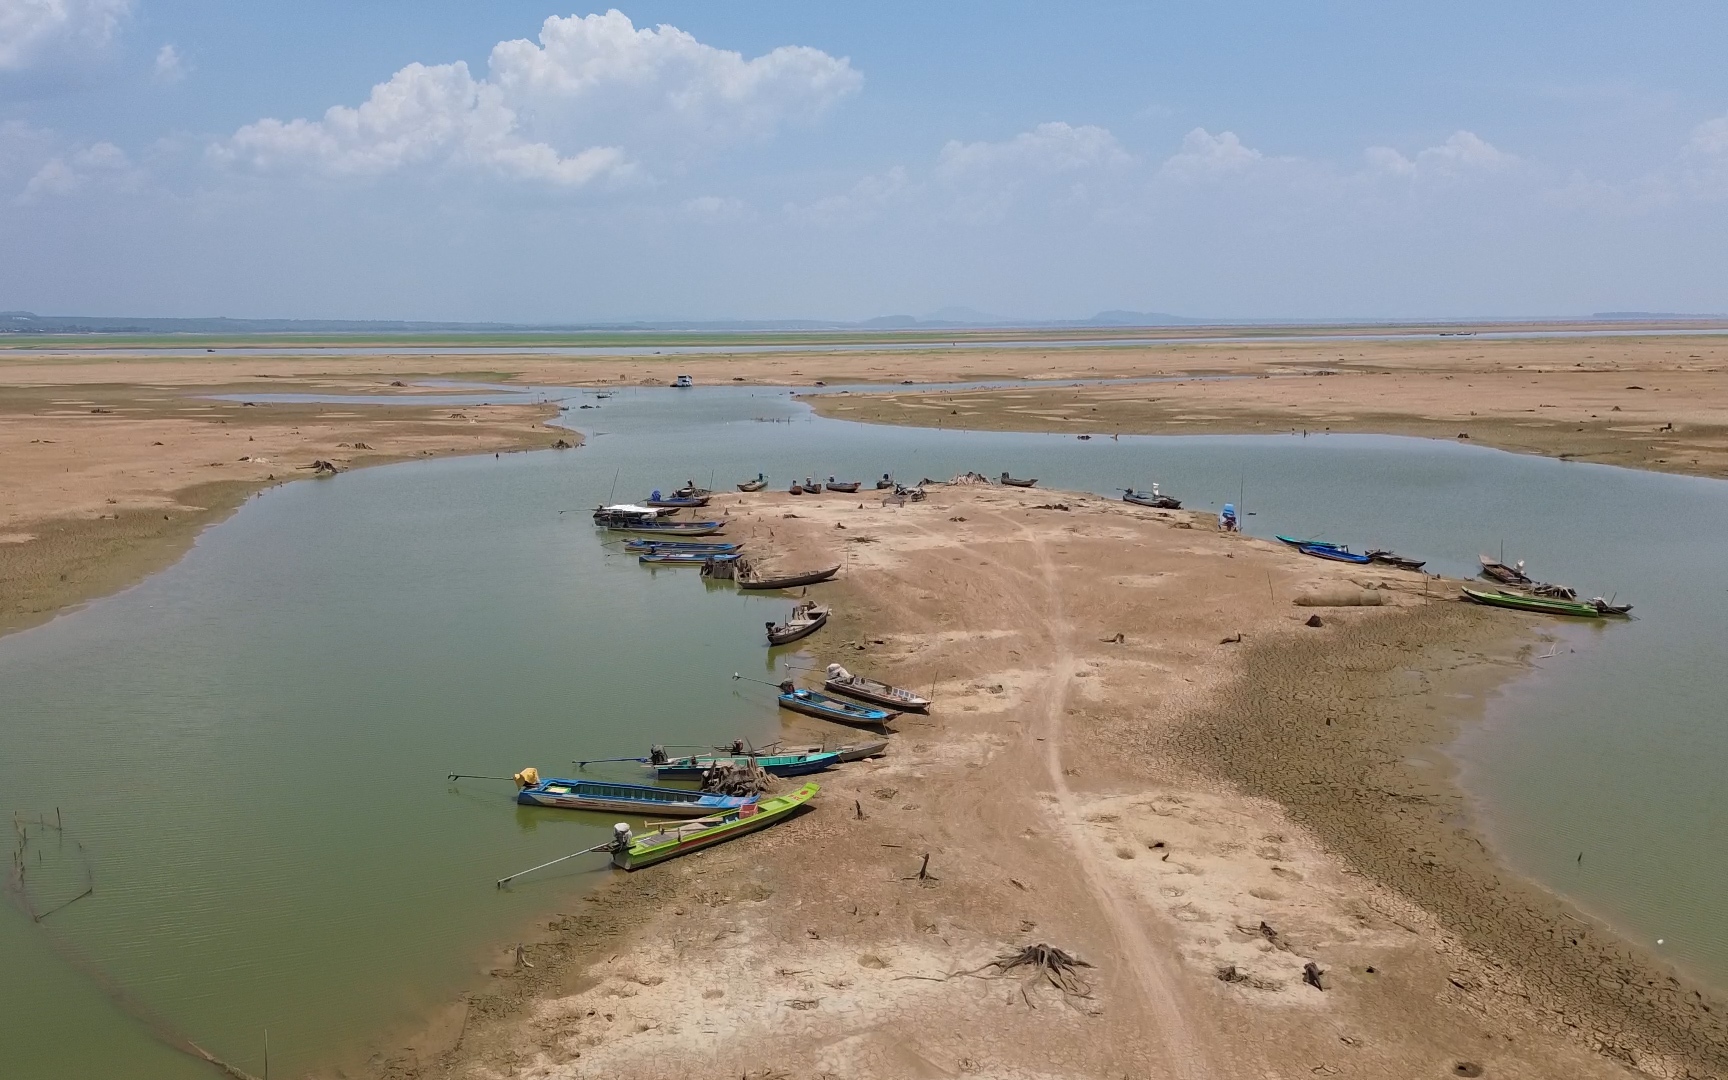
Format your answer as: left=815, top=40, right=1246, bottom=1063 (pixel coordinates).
left=2, top=1, right=1726, bottom=322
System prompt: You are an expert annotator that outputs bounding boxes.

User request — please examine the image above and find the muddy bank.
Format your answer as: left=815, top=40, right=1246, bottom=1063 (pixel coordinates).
left=1166, top=602, right=1728, bottom=1076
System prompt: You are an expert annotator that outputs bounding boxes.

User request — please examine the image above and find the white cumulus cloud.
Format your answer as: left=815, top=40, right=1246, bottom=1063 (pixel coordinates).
left=213, top=9, right=860, bottom=187
left=1366, top=130, right=1516, bottom=178
left=0, top=0, right=130, bottom=72
left=1158, top=128, right=1262, bottom=178
left=1679, top=114, right=1728, bottom=198
left=17, top=139, right=132, bottom=201
left=151, top=42, right=183, bottom=83
left=938, top=122, right=1127, bottom=178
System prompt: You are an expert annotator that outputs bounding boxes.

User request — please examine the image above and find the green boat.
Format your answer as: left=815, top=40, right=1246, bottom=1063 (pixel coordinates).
left=608, top=781, right=817, bottom=870
left=1460, top=587, right=1630, bottom=618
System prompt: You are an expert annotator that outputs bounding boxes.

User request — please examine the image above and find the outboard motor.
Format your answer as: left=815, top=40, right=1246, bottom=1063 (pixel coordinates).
left=649, top=744, right=667, bottom=765
left=610, top=823, right=632, bottom=853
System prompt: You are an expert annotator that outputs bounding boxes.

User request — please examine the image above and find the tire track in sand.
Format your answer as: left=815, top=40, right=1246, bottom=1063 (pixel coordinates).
left=1023, top=522, right=1208, bottom=1080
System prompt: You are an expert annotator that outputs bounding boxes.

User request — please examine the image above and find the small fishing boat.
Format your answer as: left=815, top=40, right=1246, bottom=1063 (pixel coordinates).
left=647, top=750, right=839, bottom=780
left=1123, top=487, right=1181, bottom=509
left=1275, top=535, right=1344, bottom=550
left=789, top=483, right=805, bottom=495
left=823, top=663, right=931, bottom=712
left=594, top=503, right=680, bottom=521
left=673, top=483, right=711, bottom=498
left=644, top=494, right=711, bottom=508
left=1461, top=587, right=1631, bottom=618
left=1366, top=550, right=1426, bottom=571
left=875, top=474, right=894, bottom=490
left=606, top=519, right=727, bottom=536
left=737, top=473, right=768, bottom=492
left=771, top=739, right=889, bottom=762
left=824, top=477, right=862, bottom=493
left=513, top=769, right=749, bottom=817
left=608, top=781, right=818, bottom=870
left=803, top=476, right=821, bottom=492
left=777, top=683, right=900, bottom=728
left=999, top=473, right=1038, bottom=487
left=622, top=540, right=741, bottom=553
left=767, top=602, right=828, bottom=645
left=739, top=564, right=841, bottom=590
left=1297, top=542, right=1373, bottom=564
left=639, top=552, right=740, bottom=565
left=672, top=375, right=694, bottom=388
left=1479, top=556, right=1533, bottom=585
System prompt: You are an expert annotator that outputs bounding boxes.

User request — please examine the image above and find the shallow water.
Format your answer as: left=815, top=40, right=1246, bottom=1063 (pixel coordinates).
left=2, top=383, right=1724, bottom=1077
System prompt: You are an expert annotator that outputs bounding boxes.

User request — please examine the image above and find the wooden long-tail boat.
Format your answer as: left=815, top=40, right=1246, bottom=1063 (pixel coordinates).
left=605, top=519, right=727, bottom=536
left=1479, top=555, right=1533, bottom=585
left=1123, top=487, right=1181, bottom=509
left=644, top=495, right=710, bottom=508
left=639, top=552, right=740, bottom=565
left=875, top=474, right=894, bottom=490
left=777, top=683, right=899, bottom=728
left=767, top=602, right=828, bottom=645
left=594, top=503, right=679, bottom=521
left=1366, top=549, right=1426, bottom=571
left=1461, top=587, right=1631, bottom=618
left=1275, top=535, right=1343, bottom=550
left=609, top=782, right=817, bottom=870
left=824, top=477, right=862, bottom=493
left=1297, top=542, right=1373, bottom=564
left=823, top=663, right=931, bottom=711
left=771, top=739, right=889, bottom=763
left=999, top=473, right=1038, bottom=487
left=513, top=770, right=749, bottom=817
left=737, top=473, right=768, bottom=492
left=623, top=540, right=740, bottom=553
left=673, top=484, right=711, bottom=498
left=647, top=750, right=839, bottom=780
left=739, top=564, right=841, bottom=590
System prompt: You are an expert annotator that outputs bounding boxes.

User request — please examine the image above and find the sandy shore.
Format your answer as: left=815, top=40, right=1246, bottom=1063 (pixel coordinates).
left=366, top=486, right=1725, bottom=1080
left=0, top=374, right=566, bottom=637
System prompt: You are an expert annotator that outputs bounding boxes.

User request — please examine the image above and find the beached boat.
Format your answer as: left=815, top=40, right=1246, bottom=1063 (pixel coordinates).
left=639, top=552, right=740, bottom=565
left=823, top=663, right=931, bottom=712
left=999, top=473, right=1038, bottom=487
left=737, top=474, right=768, bottom=492
left=824, top=477, right=862, bottom=493
left=767, top=602, right=828, bottom=645
left=647, top=750, right=839, bottom=780
left=1461, top=587, right=1631, bottom=618
left=739, top=564, right=841, bottom=590
left=1275, top=535, right=1344, bottom=550
left=1479, top=556, right=1533, bottom=585
left=1123, top=487, right=1181, bottom=509
left=609, top=781, right=817, bottom=870
left=604, top=518, right=726, bottom=536
left=788, top=483, right=805, bottom=495
left=673, top=484, right=711, bottom=498
left=623, top=540, right=740, bottom=553
left=514, top=770, right=749, bottom=817
left=774, top=739, right=890, bottom=763
left=644, top=495, right=710, bottom=508
left=875, top=474, right=894, bottom=489
left=1297, top=542, right=1373, bottom=564
left=778, top=684, right=900, bottom=728
left=1366, top=549, right=1426, bottom=571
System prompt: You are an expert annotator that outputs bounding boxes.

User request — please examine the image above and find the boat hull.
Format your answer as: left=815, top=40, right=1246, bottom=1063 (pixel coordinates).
left=517, top=778, right=748, bottom=817
left=739, top=565, right=841, bottom=590
left=1124, top=493, right=1181, bottom=509
left=1460, top=587, right=1615, bottom=618
left=825, top=678, right=931, bottom=712
left=612, top=782, right=818, bottom=870
left=778, top=690, right=899, bottom=729
left=606, top=521, right=727, bottom=536
left=766, top=610, right=827, bottom=645
left=780, top=740, right=889, bottom=763
left=1297, top=543, right=1372, bottom=564
left=651, top=752, right=839, bottom=780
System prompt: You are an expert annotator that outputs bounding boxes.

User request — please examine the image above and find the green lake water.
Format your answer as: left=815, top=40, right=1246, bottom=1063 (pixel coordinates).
left=1, top=382, right=1724, bottom=1078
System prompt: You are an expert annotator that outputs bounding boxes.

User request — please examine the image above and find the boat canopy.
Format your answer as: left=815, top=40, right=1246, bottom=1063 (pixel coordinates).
left=598, top=503, right=659, bottom=515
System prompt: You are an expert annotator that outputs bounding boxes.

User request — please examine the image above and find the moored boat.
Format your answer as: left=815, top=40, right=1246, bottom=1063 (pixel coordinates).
left=823, top=663, right=931, bottom=711
left=999, top=473, right=1038, bottom=487
left=639, top=552, right=740, bottom=565
left=1123, top=486, right=1181, bottom=509
left=1460, top=587, right=1630, bottom=618
left=513, top=769, right=749, bottom=817
left=647, top=750, right=839, bottom=780
left=738, top=563, right=841, bottom=590
left=824, top=477, right=861, bottom=493
left=737, top=473, right=768, bottom=492
left=774, top=739, right=890, bottom=763
left=767, top=601, right=828, bottom=645
left=644, top=493, right=711, bottom=508
left=606, top=519, right=727, bottom=536
left=609, top=781, right=818, bottom=870
left=777, top=682, right=899, bottom=728
left=875, top=474, right=894, bottom=489
left=623, top=539, right=741, bottom=553
left=1479, top=555, right=1533, bottom=585
left=1366, top=549, right=1426, bottom=571
left=1275, top=535, right=1344, bottom=550
left=1296, top=542, right=1373, bottom=564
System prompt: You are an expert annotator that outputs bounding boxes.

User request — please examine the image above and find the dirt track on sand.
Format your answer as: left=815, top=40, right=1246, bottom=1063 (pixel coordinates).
left=366, top=485, right=1723, bottom=1080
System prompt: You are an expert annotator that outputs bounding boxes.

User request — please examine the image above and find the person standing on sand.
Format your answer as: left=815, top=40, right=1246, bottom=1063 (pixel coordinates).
left=1219, top=503, right=1239, bottom=532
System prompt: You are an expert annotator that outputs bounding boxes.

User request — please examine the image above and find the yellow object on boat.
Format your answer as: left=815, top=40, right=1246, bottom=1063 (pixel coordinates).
left=514, top=767, right=540, bottom=788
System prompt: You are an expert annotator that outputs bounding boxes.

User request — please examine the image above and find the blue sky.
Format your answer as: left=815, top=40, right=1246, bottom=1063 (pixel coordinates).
left=2, top=2, right=1726, bottom=321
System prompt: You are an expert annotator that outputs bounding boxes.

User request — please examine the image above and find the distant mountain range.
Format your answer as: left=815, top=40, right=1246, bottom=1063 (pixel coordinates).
left=2, top=308, right=1720, bottom=335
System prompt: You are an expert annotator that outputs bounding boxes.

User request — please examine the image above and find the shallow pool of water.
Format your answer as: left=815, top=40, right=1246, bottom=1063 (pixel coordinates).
left=2, top=383, right=1723, bottom=1077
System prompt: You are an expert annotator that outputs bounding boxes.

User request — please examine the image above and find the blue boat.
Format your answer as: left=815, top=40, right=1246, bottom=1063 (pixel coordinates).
left=605, top=519, right=727, bottom=536
left=639, top=552, right=741, bottom=565
left=1296, top=542, right=1372, bottom=564
left=514, top=772, right=750, bottom=817
left=777, top=685, right=899, bottom=729
left=648, top=751, right=840, bottom=780
left=623, top=540, right=741, bottom=553
left=1276, top=535, right=1345, bottom=551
